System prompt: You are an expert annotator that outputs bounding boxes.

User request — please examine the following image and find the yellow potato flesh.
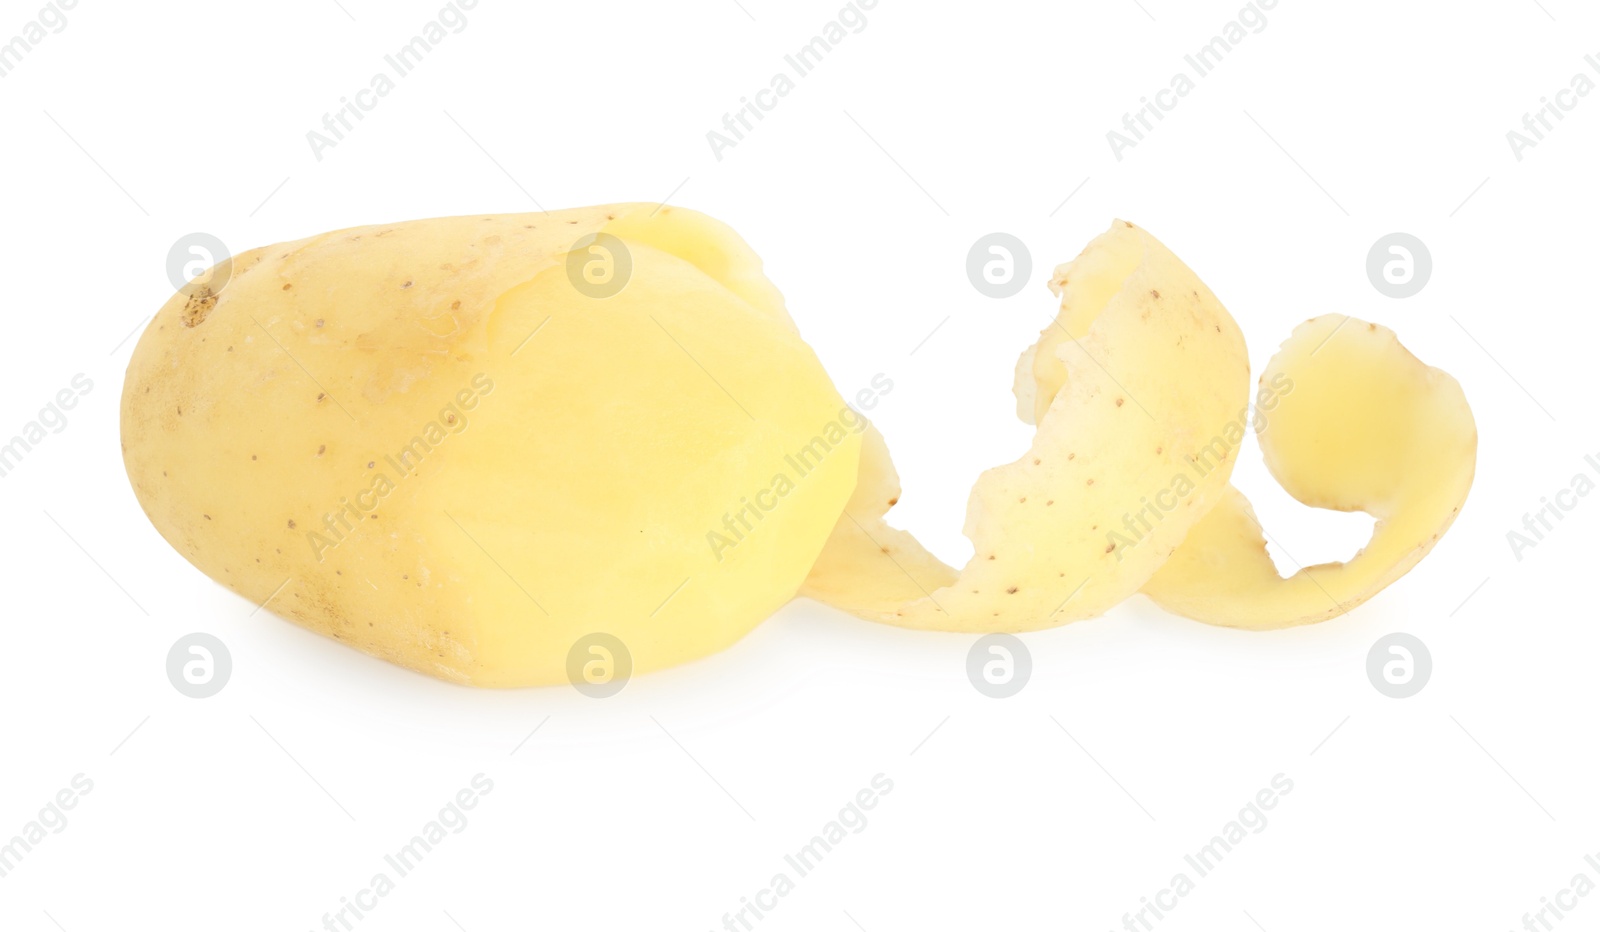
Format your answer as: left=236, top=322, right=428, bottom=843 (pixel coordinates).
left=1142, top=315, right=1477, bottom=627
left=122, top=206, right=858, bottom=686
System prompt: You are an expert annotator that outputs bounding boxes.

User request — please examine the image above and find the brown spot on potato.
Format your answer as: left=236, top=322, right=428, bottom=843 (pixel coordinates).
left=181, top=288, right=219, bottom=327
left=1006, top=586, right=1018, bottom=594
left=287, top=519, right=296, bottom=528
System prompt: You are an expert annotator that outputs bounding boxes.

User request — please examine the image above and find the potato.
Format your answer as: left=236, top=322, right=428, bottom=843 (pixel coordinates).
left=122, top=205, right=860, bottom=687
left=125, top=210, right=1476, bottom=687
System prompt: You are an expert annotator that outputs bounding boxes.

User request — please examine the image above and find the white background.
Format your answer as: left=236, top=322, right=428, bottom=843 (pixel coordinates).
left=0, top=0, right=1596, bottom=929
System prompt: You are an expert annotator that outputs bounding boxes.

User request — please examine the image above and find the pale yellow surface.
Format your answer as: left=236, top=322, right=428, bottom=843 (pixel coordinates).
left=803, top=226, right=1474, bottom=635
left=801, top=222, right=1250, bottom=630
left=122, top=206, right=858, bottom=686
left=1143, top=316, right=1477, bottom=627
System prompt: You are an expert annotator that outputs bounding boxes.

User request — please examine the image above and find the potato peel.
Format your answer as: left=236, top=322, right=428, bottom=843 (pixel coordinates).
left=1142, top=315, right=1477, bottom=628
left=801, top=221, right=1250, bottom=630
left=804, top=228, right=1474, bottom=636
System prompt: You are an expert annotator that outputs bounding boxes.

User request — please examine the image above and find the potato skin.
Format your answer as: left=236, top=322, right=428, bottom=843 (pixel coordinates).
left=122, top=206, right=859, bottom=686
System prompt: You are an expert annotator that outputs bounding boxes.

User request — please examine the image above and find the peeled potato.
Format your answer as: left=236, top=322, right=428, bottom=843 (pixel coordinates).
left=122, top=206, right=859, bottom=686
left=124, top=208, right=1476, bottom=687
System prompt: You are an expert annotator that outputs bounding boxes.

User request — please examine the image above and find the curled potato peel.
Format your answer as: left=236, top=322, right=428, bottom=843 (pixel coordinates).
left=805, top=226, right=1475, bottom=635
left=1142, top=316, right=1477, bottom=627
left=801, top=222, right=1250, bottom=629
left=123, top=209, right=1474, bottom=686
